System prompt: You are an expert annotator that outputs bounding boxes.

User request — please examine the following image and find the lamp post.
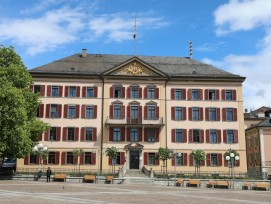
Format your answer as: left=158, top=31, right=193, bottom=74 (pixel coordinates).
left=97, top=147, right=105, bottom=183
left=173, top=151, right=183, bottom=186
left=33, top=143, right=48, bottom=172
left=226, top=153, right=239, bottom=189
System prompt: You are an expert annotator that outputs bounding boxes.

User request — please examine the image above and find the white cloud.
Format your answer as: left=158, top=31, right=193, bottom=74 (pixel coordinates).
left=195, top=42, right=226, bottom=52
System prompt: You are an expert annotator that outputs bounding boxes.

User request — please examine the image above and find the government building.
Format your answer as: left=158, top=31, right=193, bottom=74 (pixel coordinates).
left=17, top=49, right=247, bottom=174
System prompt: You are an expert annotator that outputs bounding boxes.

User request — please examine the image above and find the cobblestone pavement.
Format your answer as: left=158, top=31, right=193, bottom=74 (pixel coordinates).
left=0, top=180, right=270, bottom=204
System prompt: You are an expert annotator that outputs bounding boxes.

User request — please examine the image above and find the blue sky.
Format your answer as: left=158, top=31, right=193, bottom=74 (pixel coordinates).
left=0, top=0, right=270, bottom=110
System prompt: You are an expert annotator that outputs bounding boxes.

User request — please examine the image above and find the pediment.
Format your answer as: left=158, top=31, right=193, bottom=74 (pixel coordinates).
left=102, top=57, right=167, bottom=77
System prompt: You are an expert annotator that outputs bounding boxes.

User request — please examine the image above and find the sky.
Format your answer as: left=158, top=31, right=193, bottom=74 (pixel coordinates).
left=0, top=0, right=270, bottom=111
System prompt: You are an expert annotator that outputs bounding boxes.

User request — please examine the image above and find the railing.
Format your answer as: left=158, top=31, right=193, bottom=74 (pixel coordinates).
left=106, top=117, right=163, bottom=125
left=262, top=161, right=271, bottom=166
left=142, top=165, right=151, bottom=177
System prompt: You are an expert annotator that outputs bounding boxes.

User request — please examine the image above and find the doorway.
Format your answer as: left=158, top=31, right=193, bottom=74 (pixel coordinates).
left=129, top=150, right=139, bottom=169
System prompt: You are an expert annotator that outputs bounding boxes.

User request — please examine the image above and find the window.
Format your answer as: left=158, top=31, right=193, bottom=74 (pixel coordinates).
left=193, top=129, right=200, bottom=143
left=131, top=128, right=138, bottom=142
left=87, top=87, right=94, bottom=98
left=85, top=152, right=92, bottom=164
left=210, top=130, right=218, bottom=143
left=36, top=105, right=41, bottom=117
left=48, top=152, right=56, bottom=164
left=29, top=154, right=37, bottom=164
left=131, top=87, right=139, bottom=98
left=175, top=155, right=184, bottom=166
left=226, top=108, right=233, bottom=121
left=211, top=153, right=218, bottom=166
left=175, top=107, right=183, bottom=120
left=208, top=90, right=216, bottom=100
left=85, top=128, right=93, bottom=141
left=86, top=106, right=94, bottom=119
left=175, top=89, right=183, bottom=100
left=113, top=128, right=121, bottom=141
left=148, top=129, right=156, bottom=142
left=192, top=89, right=199, bottom=100
left=148, top=153, right=156, bottom=165
left=67, top=128, right=75, bottom=141
left=226, top=90, right=233, bottom=100
left=148, top=106, right=156, bottom=119
left=176, top=129, right=184, bottom=143
left=114, top=87, right=122, bottom=98
left=114, top=105, right=122, bottom=119
left=148, top=88, right=155, bottom=99
left=192, top=107, right=200, bottom=121
left=50, top=104, right=58, bottom=118
left=66, top=152, right=74, bottom=164
left=112, top=152, right=121, bottom=165
left=68, top=105, right=76, bottom=118
left=69, top=86, right=77, bottom=97
left=227, top=130, right=234, bottom=143
left=34, top=85, right=41, bottom=94
left=49, top=127, right=57, bottom=141
left=209, top=108, right=217, bottom=121
left=52, top=86, right=59, bottom=97
left=131, top=106, right=139, bottom=119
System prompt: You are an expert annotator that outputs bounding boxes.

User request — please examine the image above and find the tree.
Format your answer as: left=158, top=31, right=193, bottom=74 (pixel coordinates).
left=105, top=146, right=118, bottom=173
left=72, top=149, right=84, bottom=173
left=192, top=149, right=206, bottom=177
left=157, top=147, right=173, bottom=175
left=0, top=45, right=48, bottom=161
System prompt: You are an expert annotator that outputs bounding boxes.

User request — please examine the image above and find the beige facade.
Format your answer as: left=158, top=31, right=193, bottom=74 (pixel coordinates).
left=17, top=52, right=247, bottom=173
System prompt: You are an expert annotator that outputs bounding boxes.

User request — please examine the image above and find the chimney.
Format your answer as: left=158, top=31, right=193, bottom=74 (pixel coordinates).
left=82, top=49, right=87, bottom=58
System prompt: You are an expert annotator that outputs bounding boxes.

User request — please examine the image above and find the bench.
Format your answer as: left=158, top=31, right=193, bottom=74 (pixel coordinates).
left=215, top=181, right=230, bottom=189
left=208, top=180, right=215, bottom=188
left=176, top=179, right=184, bottom=187
left=254, top=182, right=270, bottom=191
left=188, top=179, right=201, bottom=187
left=83, top=175, right=96, bottom=183
left=53, top=174, right=66, bottom=182
left=243, top=182, right=251, bottom=190
left=105, top=176, right=113, bottom=184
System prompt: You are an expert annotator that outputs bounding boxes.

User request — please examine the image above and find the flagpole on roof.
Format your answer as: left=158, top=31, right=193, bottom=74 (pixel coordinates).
left=133, top=15, right=137, bottom=56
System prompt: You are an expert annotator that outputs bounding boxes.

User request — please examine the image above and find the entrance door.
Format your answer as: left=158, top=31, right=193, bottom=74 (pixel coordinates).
left=129, top=150, right=139, bottom=169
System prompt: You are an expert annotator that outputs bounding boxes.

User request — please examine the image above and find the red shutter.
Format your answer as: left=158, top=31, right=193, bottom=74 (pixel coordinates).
left=110, top=87, right=113, bottom=98
left=171, top=88, right=175, bottom=100
left=144, top=87, right=147, bottom=99
left=92, top=153, right=96, bottom=165
left=172, top=156, right=175, bottom=166
left=43, top=156, right=47, bottom=165
left=81, top=105, right=85, bottom=118
left=127, top=105, right=130, bottom=122
left=73, top=155, right=78, bottom=165
left=199, top=89, right=203, bottom=100
left=144, top=129, right=148, bottom=142
left=216, top=108, right=220, bottom=121
left=58, top=104, right=62, bottom=118
left=40, top=104, right=44, bottom=118
left=109, top=157, right=112, bottom=165
left=82, top=87, right=86, bottom=97
left=189, top=129, right=193, bottom=143
left=59, top=86, right=63, bottom=97
left=156, top=153, right=160, bottom=165
left=155, top=87, right=159, bottom=99
left=121, top=87, right=125, bottom=98
left=61, top=152, right=66, bottom=165
left=127, top=87, right=131, bottom=98
left=65, top=86, right=69, bottom=97
left=44, top=130, right=49, bottom=141
left=109, top=127, right=113, bottom=141
left=200, top=129, right=204, bottom=143
left=75, top=128, right=79, bottom=141
left=139, top=128, right=142, bottom=141
left=188, top=89, right=192, bottom=100
left=206, top=129, right=210, bottom=143
left=110, top=105, right=113, bottom=119
left=217, top=130, right=221, bottom=143
left=121, top=128, right=125, bottom=141
left=221, top=89, right=225, bottom=100
left=144, top=106, right=147, bottom=119
left=64, top=105, right=68, bottom=118
left=224, top=158, right=228, bottom=167
left=76, top=86, right=80, bottom=97
left=183, top=129, right=187, bottom=143
left=184, top=153, right=187, bottom=166
left=171, top=107, right=175, bottom=120
left=94, top=86, right=98, bottom=98
left=172, top=129, right=175, bottom=143
left=218, top=154, right=222, bottom=166
left=183, top=107, right=187, bottom=120
left=56, top=127, right=61, bottom=141
left=38, top=133, right=42, bottom=141
left=182, top=89, right=186, bottom=100
left=223, top=130, right=227, bottom=143
left=222, top=108, right=226, bottom=121
left=233, top=90, right=237, bottom=101
left=200, top=108, right=203, bottom=121
left=188, top=107, right=192, bottom=120
left=144, top=153, right=148, bottom=165
left=81, top=127, right=85, bottom=141
left=122, top=105, right=126, bottom=118
left=139, top=106, right=142, bottom=120
left=205, top=89, right=209, bottom=100
left=63, top=127, right=67, bottom=141
left=139, top=87, right=142, bottom=98
left=233, top=108, right=237, bottom=121
left=93, top=128, right=97, bottom=141
left=205, top=108, right=209, bottom=121
left=189, top=154, right=193, bottom=166
left=94, top=105, right=97, bottom=119
left=207, top=153, right=211, bottom=166
left=127, top=128, right=131, bottom=141
left=80, top=154, right=84, bottom=165
left=201, top=160, right=205, bottom=166
left=120, top=152, right=125, bottom=165
left=36, top=155, right=40, bottom=164
left=234, top=130, right=238, bottom=143
left=41, top=85, right=45, bottom=96
left=216, top=89, right=220, bottom=100
left=47, top=85, right=51, bottom=96
left=156, top=128, right=159, bottom=142
left=24, top=156, right=29, bottom=165
left=76, top=105, right=80, bottom=118
left=236, top=160, right=240, bottom=167
left=46, top=104, right=50, bottom=118
left=156, top=106, right=159, bottom=119
left=56, top=152, right=60, bottom=165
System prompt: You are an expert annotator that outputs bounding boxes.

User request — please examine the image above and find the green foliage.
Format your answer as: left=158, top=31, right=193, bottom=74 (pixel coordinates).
left=0, top=45, right=48, bottom=159
left=105, top=146, right=118, bottom=159
left=192, top=149, right=206, bottom=166
left=157, top=148, right=173, bottom=163
left=72, top=149, right=84, bottom=157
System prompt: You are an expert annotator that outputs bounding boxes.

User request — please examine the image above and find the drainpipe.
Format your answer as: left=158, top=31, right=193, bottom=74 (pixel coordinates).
left=100, top=76, right=105, bottom=173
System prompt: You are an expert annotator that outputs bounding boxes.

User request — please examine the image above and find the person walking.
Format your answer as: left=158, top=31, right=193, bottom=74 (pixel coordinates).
left=46, top=167, right=52, bottom=182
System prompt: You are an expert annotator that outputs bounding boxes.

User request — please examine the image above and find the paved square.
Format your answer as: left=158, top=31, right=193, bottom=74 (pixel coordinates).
left=0, top=180, right=270, bottom=204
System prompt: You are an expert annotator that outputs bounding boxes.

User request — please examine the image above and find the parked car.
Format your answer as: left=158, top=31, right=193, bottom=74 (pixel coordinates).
left=0, top=158, right=16, bottom=172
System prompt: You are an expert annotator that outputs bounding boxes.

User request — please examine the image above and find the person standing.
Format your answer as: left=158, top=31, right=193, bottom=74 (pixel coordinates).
left=46, top=167, right=52, bottom=182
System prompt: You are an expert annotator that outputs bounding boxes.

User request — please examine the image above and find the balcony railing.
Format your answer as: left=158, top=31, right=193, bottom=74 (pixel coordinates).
left=105, top=117, right=163, bottom=125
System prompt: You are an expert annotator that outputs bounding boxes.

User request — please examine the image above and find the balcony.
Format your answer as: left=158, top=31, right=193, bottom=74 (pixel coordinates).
left=105, top=117, right=163, bottom=127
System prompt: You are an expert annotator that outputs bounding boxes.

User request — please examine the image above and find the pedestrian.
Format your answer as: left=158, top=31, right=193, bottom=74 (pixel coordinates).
left=46, top=167, right=52, bottom=182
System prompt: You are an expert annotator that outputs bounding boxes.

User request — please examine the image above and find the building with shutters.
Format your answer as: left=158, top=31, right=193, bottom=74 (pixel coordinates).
left=17, top=49, right=247, bottom=174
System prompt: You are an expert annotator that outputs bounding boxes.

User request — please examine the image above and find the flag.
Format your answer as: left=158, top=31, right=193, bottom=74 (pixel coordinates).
left=133, top=16, right=136, bottom=39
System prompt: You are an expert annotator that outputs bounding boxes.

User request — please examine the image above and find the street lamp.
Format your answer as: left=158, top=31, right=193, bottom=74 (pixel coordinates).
left=226, top=153, right=239, bottom=189
left=97, top=147, right=105, bottom=183
left=173, top=151, right=183, bottom=186
left=33, top=143, right=48, bottom=172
